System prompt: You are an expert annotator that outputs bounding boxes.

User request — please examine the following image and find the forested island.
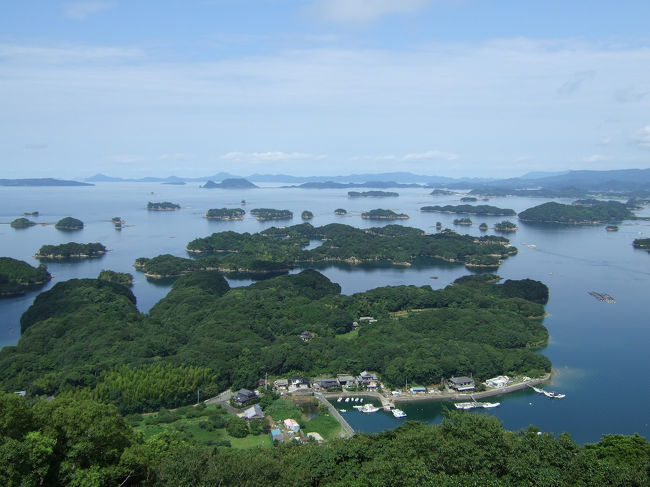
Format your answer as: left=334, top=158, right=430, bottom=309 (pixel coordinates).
left=201, top=178, right=258, bottom=189
left=0, top=178, right=92, bottom=187
left=54, top=216, right=83, bottom=230
left=420, top=204, right=516, bottom=216
left=361, top=209, right=409, bottom=220
left=518, top=200, right=634, bottom=224
left=250, top=208, right=293, bottom=221
left=495, top=221, right=518, bottom=232
left=98, top=269, right=134, bottom=287
left=10, top=217, right=37, bottom=228
left=348, top=191, right=399, bottom=198
left=35, top=242, right=107, bottom=259
left=460, top=196, right=478, bottom=202
left=453, top=217, right=472, bottom=225
left=430, top=189, right=455, bottom=195
left=0, top=257, right=51, bottom=296
left=479, top=222, right=488, bottom=231
left=633, top=238, right=650, bottom=251
left=147, top=201, right=180, bottom=211
left=206, top=208, right=245, bottom=220
left=301, top=210, right=314, bottom=220
left=334, top=208, right=347, bottom=215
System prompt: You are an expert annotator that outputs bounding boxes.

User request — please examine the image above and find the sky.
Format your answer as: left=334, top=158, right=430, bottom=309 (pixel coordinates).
left=1, top=0, right=650, bottom=179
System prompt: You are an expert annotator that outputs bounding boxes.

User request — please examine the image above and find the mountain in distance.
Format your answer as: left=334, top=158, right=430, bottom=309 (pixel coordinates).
left=85, top=172, right=239, bottom=183
left=0, top=178, right=93, bottom=187
left=290, top=181, right=423, bottom=189
left=201, top=178, right=258, bottom=189
left=520, top=170, right=570, bottom=180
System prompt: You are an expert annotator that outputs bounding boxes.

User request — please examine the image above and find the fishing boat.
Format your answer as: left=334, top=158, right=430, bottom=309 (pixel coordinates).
left=392, top=409, right=407, bottom=418
left=455, top=402, right=480, bottom=410
left=337, top=397, right=342, bottom=402
left=360, top=398, right=364, bottom=402
left=360, top=404, right=380, bottom=413
left=339, top=409, right=346, bottom=412
left=481, top=402, right=500, bottom=408
left=352, top=404, right=363, bottom=410
left=345, top=397, right=349, bottom=402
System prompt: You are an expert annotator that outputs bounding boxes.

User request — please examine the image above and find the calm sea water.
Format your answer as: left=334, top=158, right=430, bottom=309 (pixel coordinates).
left=1, top=183, right=649, bottom=443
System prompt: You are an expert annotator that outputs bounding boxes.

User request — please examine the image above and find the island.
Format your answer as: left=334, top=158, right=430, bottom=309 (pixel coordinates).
left=162, top=181, right=186, bottom=185
left=23, top=211, right=39, bottom=216
left=35, top=242, right=107, bottom=259
left=430, top=189, right=455, bottom=196
left=632, top=238, right=650, bottom=250
left=605, top=225, right=619, bottom=232
left=249, top=208, right=293, bottom=221
left=0, top=178, right=92, bottom=187
left=54, top=216, right=84, bottom=230
left=494, top=221, right=518, bottom=232
left=334, top=208, right=347, bottom=215
left=348, top=191, right=399, bottom=198
left=479, top=222, right=488, bottom=231
left=518, top=200, right=634, bottom=224
left=206, top=208, right=245, bottom=220
left=453, top=217, right=472, bottom=225
left=435, top=221, right=442, bottom=229
left=201, top=178, right=258, bottom=189
left=111, top=216, right=124, bottom=229
left=420, top=204, right=516, bottom=216
left=10, top=217, right=37, bottom=229
left=301, top=210, right=314, bottom=220
left=147, top=201, right=180, bottom=211
left=361, top=209, right=409, bottom=220
left=0, top=257, right=51, bottom=296
left=460, top=196, right=478, bottom=202
left=98, top=269, right=134, bottom=287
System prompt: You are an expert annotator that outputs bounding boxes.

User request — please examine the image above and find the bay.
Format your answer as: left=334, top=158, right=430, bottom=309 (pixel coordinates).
left=1, top=182, right=649, bottom=444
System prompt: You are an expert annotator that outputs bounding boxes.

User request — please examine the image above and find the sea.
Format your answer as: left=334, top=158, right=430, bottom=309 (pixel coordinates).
left=1, top=182, right=649, bottom=444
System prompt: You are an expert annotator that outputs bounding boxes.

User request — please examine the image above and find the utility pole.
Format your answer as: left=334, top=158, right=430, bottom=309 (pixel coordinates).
left=197, top=388, right=199, bottom=405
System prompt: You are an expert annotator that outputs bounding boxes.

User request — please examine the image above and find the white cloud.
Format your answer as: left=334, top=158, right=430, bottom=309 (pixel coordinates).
left=631, top=126, right=650, bottom=149
left=310, top=0, right=432, bottom=23
left=220, top=151, right=327, bottom=162
left=0, top=43, right=141, bottom=64
left=403, top=150, right=459, bottom=161
left=583, top=154, right=608, bottom=162
left=63, top=1, right=114, bottom=20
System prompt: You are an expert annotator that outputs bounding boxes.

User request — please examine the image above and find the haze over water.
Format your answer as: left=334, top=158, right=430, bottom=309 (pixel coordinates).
left=1, top=183, right=649, bottom=444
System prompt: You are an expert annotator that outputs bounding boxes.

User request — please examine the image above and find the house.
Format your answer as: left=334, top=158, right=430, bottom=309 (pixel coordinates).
left=299, top=331, right=314, bottom=342
left=337, top=374, right=356, bottom=387
left=274, top=379, right=289, bottom=392
left=359, top=316, right=378, bottom=323
left=239, top=404, right=264, bottom=420
left=448, top=376, right=475, bottom=391
left=294, top=435, right=309, bottom=444
left=358, top=371, right=378, bottom=386
left=271, top=428, right=284, bottom=442
left=410, top=386, right=427, bottom=394
left=317, top=378, right=340, bottom=390
left=289, top=376, right=310, bottom=388
left=233, top=388, right=258, bottom=405
left=352, top=322, right=360, bottom=329
left=284, top=418, right=300, bottom=432
left=485, top=376, right=510, bottom=388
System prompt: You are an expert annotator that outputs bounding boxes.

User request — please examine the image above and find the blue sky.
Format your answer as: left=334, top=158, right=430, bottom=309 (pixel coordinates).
left=2, top=0, right=650, bottom=178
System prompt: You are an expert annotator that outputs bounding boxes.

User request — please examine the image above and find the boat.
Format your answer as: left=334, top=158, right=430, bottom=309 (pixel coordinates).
left=339, top=409, right=346, bottom=412
left=360, top=404, right=380, bottom=413
left=531, top=386, right=545, bottom=394
left=345, top=397, right=349, bottom=402
left=337, top=397, right=342, bottom=402
left=481, top=402, right=500, bottom=408
left=454, top=401, right=500, bottom=410
left=392, top=409, right=407, bottom=418
left=360, top=398, right=364, bottom=402
left=352, top=404, right=363, bottom=409
left=546, top=391, right=565, bottom=399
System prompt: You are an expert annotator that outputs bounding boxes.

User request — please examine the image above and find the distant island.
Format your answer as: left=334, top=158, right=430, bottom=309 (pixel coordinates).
left=10, top=217, right=37, bottom=229
left=334, top=208, right=347, bottom=215
left=23, top=211, right=39, bottom=216
left=0, top=257, right=52, bottom=296
left=420, top=204, right=516, bottom=216
left=250, top=208, right=293, bottom=221
left=98, top=269, right=133, bottom=287
left=206, top=208, right=245, bottom=220
left=633, top=238, right=650, bottom=251
left=55, top=217, right=84, bottom=230
left=348, top=191, right=399, bottom=198
left=301, top=210, right=314, bottom=220
left=453, top=217, right=473, bottom=226
left=605, top=225, right=619, bottom=232
left=147, top=201, right=180, bottom=211
left=288, top=181, right=421, bottom=189
left=0, top=178, right=93, bottom=187
left=430, top=189, right=455, bottom=196
left=361, top=209, right=409, bottom=220
left=479, top=223, right=488, bottom=231
left=518, top=200, right=634, bottom=224
left=201, top=178, right=258, bottom=189
left=494, top=221, right=518, bottom=232
left=36, top=242, right=107, bottom=259
left=460, top=196, right=478, bottom=202
left=162, top=181, right=186, bottom=185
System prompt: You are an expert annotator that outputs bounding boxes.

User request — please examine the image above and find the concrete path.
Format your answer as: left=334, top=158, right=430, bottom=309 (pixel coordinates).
left=314, top=393, right=355, bottom=438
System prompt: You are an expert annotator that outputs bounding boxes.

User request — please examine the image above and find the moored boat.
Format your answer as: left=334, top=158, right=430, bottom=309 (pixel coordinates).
left=360, top=404, right=380, bottom=413
left=392, top=408, right=407, bottom=418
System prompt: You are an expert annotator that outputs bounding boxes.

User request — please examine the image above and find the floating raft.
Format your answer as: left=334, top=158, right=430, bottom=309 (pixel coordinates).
left=588, top=291, right=616, bottom=303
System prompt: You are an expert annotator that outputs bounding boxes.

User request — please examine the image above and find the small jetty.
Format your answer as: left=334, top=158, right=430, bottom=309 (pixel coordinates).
left=588, top=291, right=616, bottom=303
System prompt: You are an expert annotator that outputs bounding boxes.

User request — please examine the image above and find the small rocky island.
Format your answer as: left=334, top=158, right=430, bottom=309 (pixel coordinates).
left=35, top=242, right=107, bottom=259
left=633, top=238, right=650, bottom=251
left=348, top=191, right=399, bottom=198
left=479, top=222, right=488, bottom=231
left=361, top=209, right=409, bottom=220
left=147, top=201, right=180, bottom=211
left=0, top=257, right=52, bottom=296
left=206, top=208, right=246, bottom=220
left=250, top=208, right=293, bottom=221
left=334, top=208, right=347, bottom=215
left=301, top=210, right=314, bottom=220
left=201, top=178, right=258, bottom=189
left=605, top=224, right=619, bottom=232
left=494, top=221, right=518, bottom=232
left=98, top=269, right=133, bottom=287
left=420, top=204, right=516, bottom=216
left=453, top=217, right=473, bottom=226
left=55, top=216, right=84, bottom=230
left=10, top=217, right=37, bottom=229
left=460, top=196, right=478, bottom=202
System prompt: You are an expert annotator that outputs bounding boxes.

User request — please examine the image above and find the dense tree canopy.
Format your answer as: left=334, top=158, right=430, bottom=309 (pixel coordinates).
left=519, top=201, right=634, bottom=224
left=0, top=257, right=51, bottom=296
left=421, top=204, right=516, bottom=216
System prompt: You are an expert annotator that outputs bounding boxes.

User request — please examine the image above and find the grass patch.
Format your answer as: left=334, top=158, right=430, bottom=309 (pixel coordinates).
left=302, top=414, right=342, bottom=440
left=229, top=434, right=272, bottom=449
left=336, top=327, right=360, bottom=340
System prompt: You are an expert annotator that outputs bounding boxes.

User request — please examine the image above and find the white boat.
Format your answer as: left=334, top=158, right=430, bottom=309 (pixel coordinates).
left=392, top=409, right=407, bottom=418
left=352, top=404, right=363, bottom=409
left=360, top=398, right=364, bottom=402
left=339, top=409, right=346, bottom=412
left=345, top=397, right=349, bottom=402
left=337, top=397, right=342, bottom=402
left=531, top=386, right=545, bottom=394
left=455, top=402, right=479, bottom=410
left=481, top=402, right=500, bottom=408
left=360, top=404, right=380, bottom=413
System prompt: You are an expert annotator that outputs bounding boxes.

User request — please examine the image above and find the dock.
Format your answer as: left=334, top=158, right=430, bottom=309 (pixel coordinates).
left=315, top=393, right=354, bottom=437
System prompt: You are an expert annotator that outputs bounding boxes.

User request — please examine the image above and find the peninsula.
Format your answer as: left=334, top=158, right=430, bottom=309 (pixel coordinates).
left=206, top=208, right=245, bottom=220
left=348, top=191, right=398, bottom=198
left=0, top=257, right=52, bottom=296
left=518, top=200, right=634, bottom=224
left=35, top=242, right=107, bottom=259
left=361, top=209, right=409, bottom=220
left=420, top=204, right=516, bottom=216
left=147, top=201, right=180, bottom=211
left=54, top=216, right=83, bottom=230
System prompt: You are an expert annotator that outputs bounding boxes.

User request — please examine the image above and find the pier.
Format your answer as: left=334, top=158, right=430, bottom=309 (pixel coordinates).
left=315, top=393, right=355, bottom=437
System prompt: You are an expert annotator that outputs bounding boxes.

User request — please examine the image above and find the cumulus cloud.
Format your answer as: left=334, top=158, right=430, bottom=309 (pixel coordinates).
left=220, top=151, right=327, bottom=162
left=557, top=70, right=596, bottom=96
left=310, top=0, right=432, bottom=23
left=631, top=126, right=650, bottom=149
left=63, top=1, right=114, bottom=20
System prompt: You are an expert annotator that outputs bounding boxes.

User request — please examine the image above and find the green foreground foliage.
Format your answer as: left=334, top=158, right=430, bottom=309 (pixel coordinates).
left=1, top=394, right=648, bottom=487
